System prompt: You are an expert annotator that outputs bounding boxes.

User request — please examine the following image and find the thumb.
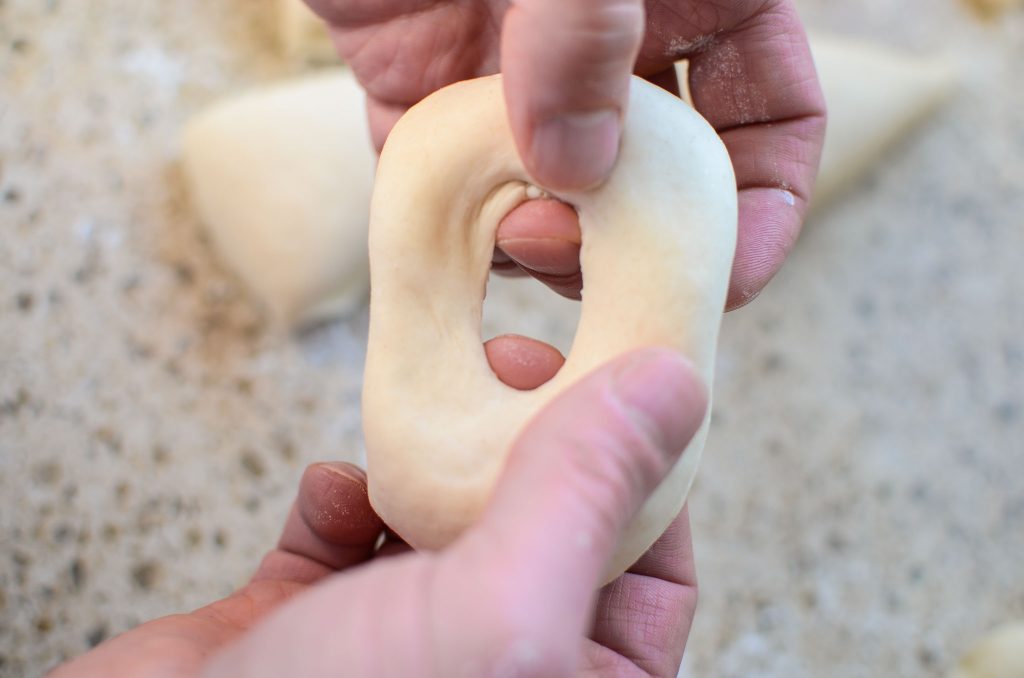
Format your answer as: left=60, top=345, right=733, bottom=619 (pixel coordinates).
left=201, top=348, right=706, bottom=678
left=447, top=347, right=706, bottom=672
left=501, top=0, right=645, bottom=191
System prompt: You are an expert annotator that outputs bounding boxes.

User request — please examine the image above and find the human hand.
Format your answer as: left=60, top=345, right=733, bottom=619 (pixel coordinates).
left=51, top=347, right=707, bottom=677
left=306, top=0, right=826, bottom=309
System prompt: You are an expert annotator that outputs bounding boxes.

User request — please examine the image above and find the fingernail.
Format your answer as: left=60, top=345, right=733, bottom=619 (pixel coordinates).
left=316, top=461, right=367, bottom=485
left=612, top=349, right=707, bottom=458
left=497, top=237, right=581, bottom=276
left=530, top=110, right=620, bottom=191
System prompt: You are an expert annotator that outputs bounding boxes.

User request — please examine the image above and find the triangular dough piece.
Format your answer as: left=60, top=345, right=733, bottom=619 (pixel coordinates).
left=181, top=70, right=375, bottom=327
left=952, top=623, right=1024, bottom=678
left=809, top=34, right=957, bottom=211
left=674, top=34, right=956, bottom=212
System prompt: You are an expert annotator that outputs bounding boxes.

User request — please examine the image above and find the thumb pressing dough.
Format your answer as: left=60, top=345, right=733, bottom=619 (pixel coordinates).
left=186, top=33, right=952, bottom=330
left=362, top=74, right=737, bottom=581
left=181, top=70, right=376, bottom=327
left=184, top=35, right=954, bottom=331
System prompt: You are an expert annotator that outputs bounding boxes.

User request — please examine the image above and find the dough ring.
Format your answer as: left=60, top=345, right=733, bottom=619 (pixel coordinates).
left=363, top=74, right=737, bottom=580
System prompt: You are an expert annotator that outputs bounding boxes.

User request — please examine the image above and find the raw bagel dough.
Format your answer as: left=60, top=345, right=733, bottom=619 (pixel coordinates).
left=181, top=70, right=375, bottom=327
left=952, top=623, right=1024, bottom=678
left=187, top=33, right=952, bottom=331
left=277, top=0, right=337, bottom=64
left=363, top=74, right=737, bottom=581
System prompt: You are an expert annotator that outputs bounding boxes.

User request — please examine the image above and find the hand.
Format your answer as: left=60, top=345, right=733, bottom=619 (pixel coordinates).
left=51, top=347, right=707, bottom=677
left=307, top=0, right=826, bottom=310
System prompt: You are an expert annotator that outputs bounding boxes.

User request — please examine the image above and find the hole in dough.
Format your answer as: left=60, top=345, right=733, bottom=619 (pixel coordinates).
left=482, top=199, right=583, bottom=390
left=481, top=274, right=580, bottom=389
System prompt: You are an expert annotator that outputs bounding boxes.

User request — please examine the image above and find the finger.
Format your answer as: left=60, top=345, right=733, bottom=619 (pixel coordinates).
left=319, top=4, right=496, bottom=116
left=495, top=199, right=583, bottom=299
left=727, top=186, right=807, bottom=309
left=252, top=463, right=384, bottom=584
left=442, top=347, right=707, bottom=673
left=590, top=507, right=698, bottom=676
left=502, top=0, right=646, bottom=190
left=683, top=1, right=826, bottom=308
left=491, top=246, right=526, bottom=274
left=484, top=334, right=566, bottom=390
left=205, top=352, right=706, bottom=678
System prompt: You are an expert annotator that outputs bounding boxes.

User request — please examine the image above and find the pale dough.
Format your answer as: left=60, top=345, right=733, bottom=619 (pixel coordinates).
left=181, top=70, right=375, bottom=327
left=362, top=74, right=737, bottom=581
left=187, top=34, right=952, bottom=330
left=808, top=35, right=956, bottom=211
left=276, top=0, right=338, bottom=64
left=951, top=623, right=1024, bottom=678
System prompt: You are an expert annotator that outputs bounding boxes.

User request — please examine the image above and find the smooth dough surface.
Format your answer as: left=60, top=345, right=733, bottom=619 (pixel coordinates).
left=187, top=34, right=953, bottom=331
left=181, top=70, right=375, bottom=327
left=951, top=623, right=1024, bottom=678
left=363, top=74, right=737, bottom=581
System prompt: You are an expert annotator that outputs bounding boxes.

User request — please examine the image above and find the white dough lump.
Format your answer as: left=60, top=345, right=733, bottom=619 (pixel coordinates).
left=181, top=70, right=376, bottom=327
left=181, top=34, right=954, bottom=332
left=808, top=35, right=956, bottom=211
left=362, top=74, right=738, bottom=581
left=952, top=623, right=1024, bottom=678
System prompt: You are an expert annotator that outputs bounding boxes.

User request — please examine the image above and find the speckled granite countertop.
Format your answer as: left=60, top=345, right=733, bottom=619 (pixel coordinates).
left=1, top=1, right=1022, bottom=676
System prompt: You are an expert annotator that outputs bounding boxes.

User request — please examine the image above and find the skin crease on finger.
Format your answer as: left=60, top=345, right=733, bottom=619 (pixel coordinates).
left=307, top=0, right=824, bottom=309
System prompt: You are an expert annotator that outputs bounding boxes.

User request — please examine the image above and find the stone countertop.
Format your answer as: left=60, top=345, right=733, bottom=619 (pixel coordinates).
left=1, top=1, right=1022, bottom=676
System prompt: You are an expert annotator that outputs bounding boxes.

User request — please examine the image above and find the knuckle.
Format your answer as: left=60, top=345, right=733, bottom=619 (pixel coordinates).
left=574, top=1, right=646, bottom=57
left=522, top=0, right=644, bottom=57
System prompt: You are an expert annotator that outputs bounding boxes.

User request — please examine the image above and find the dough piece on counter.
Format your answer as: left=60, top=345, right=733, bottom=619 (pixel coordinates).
left=952, top=623, right=1024, bottom=678
left=674, top=34, right=956, bottom=212
left=277, top=0, right=338, bottom=64
left=809, top=35, right=957, bottom=211
left=181, top=70, right=375, bottom=327
left=363, top=74, right=737, bottom=582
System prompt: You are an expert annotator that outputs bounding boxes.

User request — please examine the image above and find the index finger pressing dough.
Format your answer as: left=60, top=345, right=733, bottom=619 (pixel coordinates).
left=363, top=74, right=737, bottom=580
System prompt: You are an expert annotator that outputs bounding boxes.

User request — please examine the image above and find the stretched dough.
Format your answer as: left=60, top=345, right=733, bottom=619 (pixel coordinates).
left=276, top=0, right=338, bottom=64
left=952, top=623, right=1024, bottom=678
left=362, top=75, right=737, bottom=581
left=181, top=70, right=375, bottom=327
left=188, top=35, right=953, bottom=330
